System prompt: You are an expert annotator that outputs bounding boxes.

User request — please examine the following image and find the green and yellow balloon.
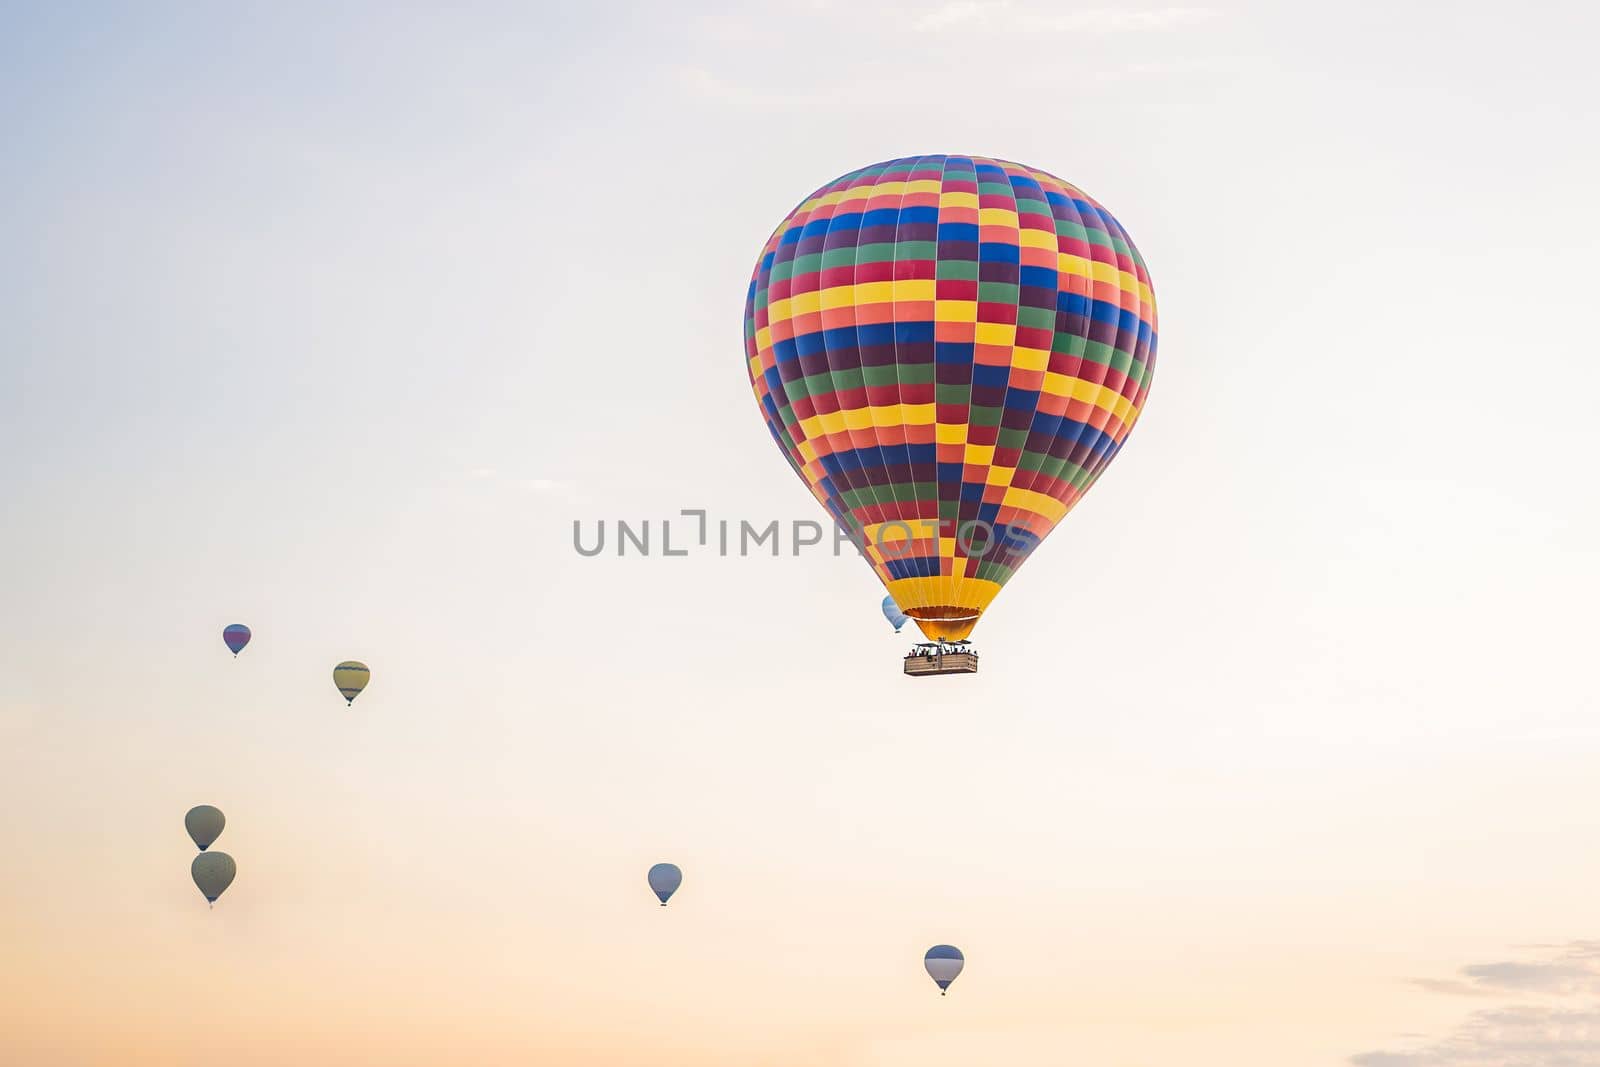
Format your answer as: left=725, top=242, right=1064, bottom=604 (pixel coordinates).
left=333, top=661, right=370, bottom=706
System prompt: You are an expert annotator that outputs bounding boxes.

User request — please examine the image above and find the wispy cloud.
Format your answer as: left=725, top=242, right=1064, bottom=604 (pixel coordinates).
left=1401, top=942, right=1600, bottom=998
left=1356, top=942, right=1600, bottom=1065
left=1406, top=978, right=1502, bottom=998
left=915, top=3, right=1220, bottom=34
left=1460, top=958, right=1600, bottom=995
left=1352, top=1005, right=1600, bottom=1066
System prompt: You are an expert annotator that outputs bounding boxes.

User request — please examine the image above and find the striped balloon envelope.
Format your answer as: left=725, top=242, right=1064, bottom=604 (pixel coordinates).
left=743, top=156, right=1157, bottom=642
left=924, top=944, right=964, bottom=994
left=222, top=624, right=251, bottom=656
left=332, top=661, right=370, bottom=705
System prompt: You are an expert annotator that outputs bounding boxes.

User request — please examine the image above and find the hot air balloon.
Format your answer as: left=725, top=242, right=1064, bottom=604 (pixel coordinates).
left=333, top=661, right=369, bottom=705
left=185, top=805, right=225, bottom=851
left=222, top=624, right=251, bottom=656
left=881, top=595, right=909, bottom=633
left=743, top=156, right=1157, bottom=667
left=191, top=851, right=236, bottom=907
left=924, top=945, right=964, bottom=995
left=647, top=862, right=681, bottom=906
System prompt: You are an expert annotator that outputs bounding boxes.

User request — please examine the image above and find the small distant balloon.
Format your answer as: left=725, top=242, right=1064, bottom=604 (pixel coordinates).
left=647, top=862, right=682, bottom=906
left=333, top=661, right=370, bottom=705
left=924, top=945, right=964, bottom=995
left=881, top=596, right=909, bottom=634
left=185, top=805, right=225, bottom=851
left=223, top=624, right=251, bottom=656
left=192, top=851, right=236, bottom=907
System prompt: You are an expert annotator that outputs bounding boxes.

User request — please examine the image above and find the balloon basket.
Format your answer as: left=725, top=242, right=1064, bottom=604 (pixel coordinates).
left=903, top=642, right=979, bottom=677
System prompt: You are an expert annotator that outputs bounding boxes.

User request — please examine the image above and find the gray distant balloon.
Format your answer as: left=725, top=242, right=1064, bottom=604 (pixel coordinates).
left=192, top=851, right=236, bottom=907
left=647, top=862, right=682, bottom=906
left=185, top=805, right=225, bottom=851
left=924, top=945, right=964, bottom=995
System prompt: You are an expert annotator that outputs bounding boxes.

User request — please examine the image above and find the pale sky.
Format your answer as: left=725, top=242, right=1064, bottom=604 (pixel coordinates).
left=3, top=2, right=1599, bottom=1064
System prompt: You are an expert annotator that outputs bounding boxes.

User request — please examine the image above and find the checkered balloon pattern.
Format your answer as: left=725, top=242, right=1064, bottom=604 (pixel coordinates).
left=743, top=155, right=1158, bottom=642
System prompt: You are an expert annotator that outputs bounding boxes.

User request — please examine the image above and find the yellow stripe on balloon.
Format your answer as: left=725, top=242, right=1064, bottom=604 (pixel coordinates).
left=1020, top=228, right=1058, bottom=250
left=1058, top=254, right=1090, bottom=278
left=1088, top=260, right=1121, bottom=284
left=853, top=280, right=896, bottom=304
left=999, top=487, right=1069, bottom=522
left=883, top=576, right=1004, bottom=641
left=974, top=322, right=1016, bottom=347
left=892, top=279, right=935, bottom=301
left=1011, top=347, right=1050, bottom=372
left=820, top=285, right=856, bottom=310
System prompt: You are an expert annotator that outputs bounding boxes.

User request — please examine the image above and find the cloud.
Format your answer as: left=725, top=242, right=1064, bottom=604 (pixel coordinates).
left=1407, top=979, right=1502, bottom=998
left=1461, top=960, right=1600, bottom=995
left=914, top=3, right=1220, bottom=33
left=1402, top=943, right=1600, bottom=998
left=1352, top=1005, right=1600, bottom=1066
left=1355, top=942, right=1600, bottom=1065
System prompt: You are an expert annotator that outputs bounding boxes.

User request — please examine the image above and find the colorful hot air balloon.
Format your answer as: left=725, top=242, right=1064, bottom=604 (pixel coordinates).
left=924, top=944, right=964, bottom=995
left=332, top=661, right=369, bottom=705
left=185, top=805, right=225, bottom=851
left=647, top=862, right=682, bottom=906
left=881, top=594, right=909, bottom=633
left=743, top=156, right=1157, bottom=642
left=222, top=624, right=251, bottom=657
left=191, top=851, right=236, bottom=907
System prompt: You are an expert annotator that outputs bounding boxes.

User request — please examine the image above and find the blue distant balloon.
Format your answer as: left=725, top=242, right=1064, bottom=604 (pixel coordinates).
left=647, top=862, right=682, bottom=906
left=222, top=624, right=251, bottom=657
left=881, top=596, right=909, bottom=634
